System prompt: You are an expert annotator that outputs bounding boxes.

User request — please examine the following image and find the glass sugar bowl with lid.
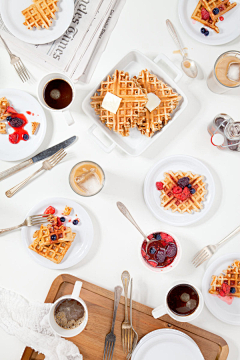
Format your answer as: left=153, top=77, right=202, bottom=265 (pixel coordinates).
left=208, top=114, right=240, bottom=151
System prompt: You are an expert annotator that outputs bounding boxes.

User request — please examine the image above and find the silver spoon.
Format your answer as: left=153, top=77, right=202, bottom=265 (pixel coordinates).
left=166, top=19, right=198, bottom=78
left=117, top=202, right=158, bottom=253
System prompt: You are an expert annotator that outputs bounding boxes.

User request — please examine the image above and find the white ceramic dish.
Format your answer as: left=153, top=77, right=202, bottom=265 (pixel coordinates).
left=132, top=329, right=204, bottom=360
left=82, top=50, right=188, bottom=157
left=0, top=88, right=46, bottom=162
left=144, top=155, right=215, bottom=226
left=0, top=0, right=74, bottom=45
left=22, top=197, right=94, bottom=269
left=178, top=0, right=240, bottom=45
left=202, top=253, right=240, bottom=325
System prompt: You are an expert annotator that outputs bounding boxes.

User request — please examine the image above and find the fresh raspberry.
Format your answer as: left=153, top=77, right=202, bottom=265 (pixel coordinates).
left=156, top=182, right=164, bottom=190
left=222, top=283, right=230, bottom=294
left=57, top=217, right=62, bottom=227
left=201, top=8, right=210, bottom=20
left=173, top=186, right=182, bottom=194
left=148, top=260, right=158, bottom=268
left=44, top=206, right=55, bottom=215
left=183, top=187, right=191, bottom=197
left=9, top=133, right=19, bottom=144
left=174, top=193, right=187, bottom=201
left=161, top=233, right=168, bottom=240
left=148, top=234, right=154, bottom=240
left=219, top=290, right=226, bottom=297
left=7, top=106, right=17, bottom=114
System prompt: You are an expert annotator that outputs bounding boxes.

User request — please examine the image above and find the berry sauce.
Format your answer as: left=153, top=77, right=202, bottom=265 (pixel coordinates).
left=141, top=232, right=178, bottom=269
left=8, top=113, right=29, bottom=144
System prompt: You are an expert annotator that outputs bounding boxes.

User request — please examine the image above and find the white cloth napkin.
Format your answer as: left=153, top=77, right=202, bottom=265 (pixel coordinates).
left=0, top=288, right=83, bottom=360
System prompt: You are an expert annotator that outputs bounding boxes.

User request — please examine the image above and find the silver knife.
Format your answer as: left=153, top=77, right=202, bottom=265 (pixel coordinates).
left=0, top=136, right=76, bottom=181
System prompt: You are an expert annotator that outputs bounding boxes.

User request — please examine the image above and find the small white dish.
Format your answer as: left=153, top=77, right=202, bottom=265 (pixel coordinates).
left=202, top=253, right=240, bottom=325
left=132, top=328, right=204, bottom=360
left=178, top=0, right=240, bottom=46
left=0, top=0, right=74, bottom=45
left=0, top=88, right=46, bottom=162
left=22, top=197, right=94, bottom=269
left=144, top=155, right=215, bottom=227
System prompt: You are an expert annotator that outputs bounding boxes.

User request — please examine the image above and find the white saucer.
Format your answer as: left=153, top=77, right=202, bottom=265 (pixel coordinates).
left=178, top=0, right=240, bottom=45
left=143, top=155, right=215, bottom=226
left=22, top=197, right=94, bottom=269
left=132, top=329, right=204, bottom=360
left=0, top=0, right=74, bottom=45
left=202, top=253, right=240, bottom=325
left=0, top=88, right=46, bottom=162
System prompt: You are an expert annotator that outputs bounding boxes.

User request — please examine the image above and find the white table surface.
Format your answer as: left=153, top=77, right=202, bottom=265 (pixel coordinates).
left=0, top=0, right=240, bottom=359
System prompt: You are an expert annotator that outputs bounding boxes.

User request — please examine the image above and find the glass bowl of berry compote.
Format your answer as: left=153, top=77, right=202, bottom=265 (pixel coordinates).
left=141, top=231, right=181, bottom=272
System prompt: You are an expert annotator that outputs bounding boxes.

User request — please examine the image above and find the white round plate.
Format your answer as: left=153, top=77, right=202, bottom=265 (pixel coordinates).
left=0, top=89, right=46, bottom=162
left=132, top=329, right=204, bottom=360
left=144, top=155, right=215, bottom=226
left=178, top=0, right=240, bottom=45
left=202, top=253, right=240, bottom=325
left=0, top=0, right=74, bottom=45
left=22, top=197, right=94, bottom=269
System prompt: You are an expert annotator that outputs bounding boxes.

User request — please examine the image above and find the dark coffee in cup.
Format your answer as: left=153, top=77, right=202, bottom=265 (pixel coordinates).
left=43, top=79, right=73, bottom=110
left=54, top=298, right=85, bottom=329
left=167, top=284, right=199, bottom=316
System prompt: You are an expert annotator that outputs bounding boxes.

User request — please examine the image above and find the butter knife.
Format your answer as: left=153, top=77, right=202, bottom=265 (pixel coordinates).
left=0, top=136, right=76, bottom=181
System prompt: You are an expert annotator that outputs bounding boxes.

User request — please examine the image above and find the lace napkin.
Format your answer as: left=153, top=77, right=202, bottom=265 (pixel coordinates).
left=0, top=287, right=83, bottom=360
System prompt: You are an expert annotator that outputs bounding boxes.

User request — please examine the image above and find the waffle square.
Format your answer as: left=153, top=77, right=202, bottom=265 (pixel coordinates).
left=159, top=171, right=207, bottom=213
left=209, top=260, right=240, bottom=298
left=29, top=239, right=72, bottom=264
left=191, top=1, right=220, bottom=33
left=135, top=70, right=182, bottom=137
left=201, top=0, right=237, bottom=21
left=0, top=122, right=7, bottom=134
left=90, top=70, right=148, bottom=137
left=0, top=97, right=10, bottom=120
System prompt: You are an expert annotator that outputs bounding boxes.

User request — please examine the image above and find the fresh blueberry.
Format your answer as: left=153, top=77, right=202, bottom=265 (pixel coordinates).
left=190, top=188, right=196, bottom=194
left=60, top=217, right=66, bottom=222
left=155, top=233, right=161, bottom=240
left=73, top=219, right=79, bottom=225
left=6, top=116, right=12, bottom=121
left=201, top=28, right=206, bottom=34
left=23, top=134, right=29, bottom=140
left=187, top=184, right=192, bottom=188
left=230, top=287, right=236, bottom=294
left=149, top=247, right=156, bottom=255
left=212, top=7, right=220, bottom=15
left=51, top=234, right=57, bottom=241
left=204, top=30, right=210, bottom=36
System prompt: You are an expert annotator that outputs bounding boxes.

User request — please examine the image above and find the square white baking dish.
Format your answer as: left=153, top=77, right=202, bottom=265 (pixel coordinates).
left=82, top=50, right=188, bottom=156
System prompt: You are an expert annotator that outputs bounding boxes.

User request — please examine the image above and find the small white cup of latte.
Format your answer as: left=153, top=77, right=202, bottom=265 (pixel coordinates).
left=152, top=280, right=204, bottom=323
left=49, top=281, right=88, bottom=337
left=37, top=72, right=75, bottom=126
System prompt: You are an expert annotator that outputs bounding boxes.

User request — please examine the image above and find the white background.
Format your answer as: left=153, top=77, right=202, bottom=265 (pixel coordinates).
left=0, top=0, right=240, bottom=359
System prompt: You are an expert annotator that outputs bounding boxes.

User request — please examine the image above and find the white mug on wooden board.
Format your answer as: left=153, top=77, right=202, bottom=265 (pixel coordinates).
left=49, top=281, right=88, bottom=337
left=37, top=72, right=75, bottom=126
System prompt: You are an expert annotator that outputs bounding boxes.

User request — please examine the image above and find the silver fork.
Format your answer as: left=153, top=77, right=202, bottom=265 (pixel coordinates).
left=192, top=225, right=240, bottom=267
left=5, top=148, right=66, bottom=198
left=103, top=286, right=123, bottom=360
left=0, top=214, right=49, bottom=235
left=0, top=35, right=30, bottom=82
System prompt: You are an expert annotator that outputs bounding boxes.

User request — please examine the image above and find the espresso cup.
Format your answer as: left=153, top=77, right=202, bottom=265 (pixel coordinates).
left=37, top=72, right=75, bottom=126
left=152, top=281, right=204, bottom=322
left=49, top=281, right=88, bottom=337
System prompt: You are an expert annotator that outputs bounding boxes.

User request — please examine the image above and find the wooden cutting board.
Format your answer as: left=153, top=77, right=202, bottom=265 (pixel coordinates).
left=21, top=274, right=229, bottom=360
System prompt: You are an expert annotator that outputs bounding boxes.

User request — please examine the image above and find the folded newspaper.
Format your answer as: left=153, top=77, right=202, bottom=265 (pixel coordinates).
left=0, top=0, right=126, bottom=83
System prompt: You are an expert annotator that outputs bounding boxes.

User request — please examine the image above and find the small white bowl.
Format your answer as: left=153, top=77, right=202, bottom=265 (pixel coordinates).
left=140, top=230, right=182, bottom=273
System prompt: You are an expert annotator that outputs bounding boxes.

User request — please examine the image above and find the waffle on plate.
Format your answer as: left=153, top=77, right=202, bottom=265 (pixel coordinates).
left=209, top=260, right=240, bottom=298
left=22, top=0, right=59, bottom=30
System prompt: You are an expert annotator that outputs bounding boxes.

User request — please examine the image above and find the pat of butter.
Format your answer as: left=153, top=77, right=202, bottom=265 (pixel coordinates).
left=102, top=92, right=122, bottom=114
left=145, top=93, right=161, bottom=112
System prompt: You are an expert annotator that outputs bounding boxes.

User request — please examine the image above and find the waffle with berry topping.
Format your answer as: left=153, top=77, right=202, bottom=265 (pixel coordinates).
left=158, top=171, right=207, bottom=214
left=33, top=223, right=76, bottom=246
left=0, top=97, right=11, bottom=120
left=22, top=0, right=59, bottom=30
left=201, top=0, right=237, bottom=21
left=209, top=260, right=240, bottom=298
left=134, top=70, right=182, bottom=137
left=191, top=1, right=220, bottom=33
left=90, top=70, right=148, bottom=137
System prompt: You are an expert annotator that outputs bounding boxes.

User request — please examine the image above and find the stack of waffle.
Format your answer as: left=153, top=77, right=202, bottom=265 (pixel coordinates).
left=159, top=171, right=207, bottom=214
left=29, top=217, right=76, bottom=264
left=209, top=260, right=240, bottom=297
left=90, top=69, right=181, bottom=137
left=191, top=0, right=237, bottom=33
left=22, top=0, right=59, bottom=30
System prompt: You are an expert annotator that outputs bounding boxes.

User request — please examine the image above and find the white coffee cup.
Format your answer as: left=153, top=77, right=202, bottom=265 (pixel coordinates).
left=49, top=281, right=88, bottom=337
left=37, top=72, right=75, bottom=126
left=152, top=281, right=204, bottom=322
